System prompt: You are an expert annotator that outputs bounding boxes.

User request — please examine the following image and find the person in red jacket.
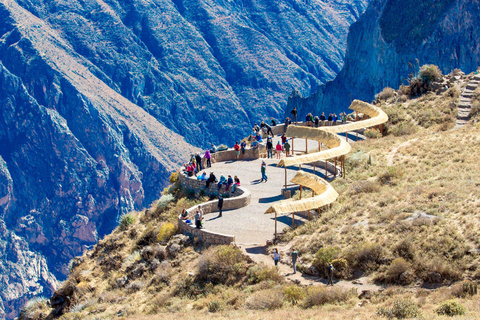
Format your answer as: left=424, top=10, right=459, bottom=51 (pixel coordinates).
left=275, top=141, right=283, bottom=159
left=234, top=141, right=240, bottom=160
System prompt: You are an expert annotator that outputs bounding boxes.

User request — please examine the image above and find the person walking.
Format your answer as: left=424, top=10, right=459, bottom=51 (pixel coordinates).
left=327, top=263, right=335, bottom=285
left=260, top=161, right=268, bottom=182
left=291, top=248, right=298, bottom=274
left=275, top=141, right=282, bottom=159
left=266, top=138, right=273, bottom=158
left=273, top=248, right=280, bottom=267
left=218, top=195, right=224, bottom=217
left=195, top=153, right=202, bottom=172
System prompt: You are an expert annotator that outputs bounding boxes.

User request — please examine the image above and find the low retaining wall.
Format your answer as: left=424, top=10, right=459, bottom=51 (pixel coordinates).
left=177, top=171, right=251, bottom=245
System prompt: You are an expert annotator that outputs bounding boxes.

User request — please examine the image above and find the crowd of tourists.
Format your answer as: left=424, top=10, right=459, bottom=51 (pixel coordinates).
left=290, top=107, right=347, bottom=127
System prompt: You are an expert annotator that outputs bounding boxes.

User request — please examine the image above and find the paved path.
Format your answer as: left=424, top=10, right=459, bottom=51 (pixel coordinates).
left=202, top=134, right=329, bottom=246
left=456, top=74, right=480, bottom=127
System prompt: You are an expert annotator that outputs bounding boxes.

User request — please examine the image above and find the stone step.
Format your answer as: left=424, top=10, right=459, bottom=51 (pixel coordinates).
left=466, top=84, right=478, bottom=91
left=462, top=93, right=474, bottom=98
left=473, top=75, right=480, bottom=81
left=458, top=112, right=471, bottom=118
left=458, top=103, right=471, bottom=108
left=459, top=99, right=471, bottom=104
left=457, top=115, right=470, bottom=121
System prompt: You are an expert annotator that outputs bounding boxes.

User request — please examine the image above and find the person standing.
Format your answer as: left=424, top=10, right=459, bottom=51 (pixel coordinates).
left=195, top=207, right=203, bottom=229
left=261, top=161, right=267, bottom=182
left=266, top=138, right=273, bottom=158
left=204, top=150, right=211, bottom=168
left=281, top=133, right=287, bottom=145
left=273, top=248, right=280, bottom=267
left=327, top=114, right=333, bottom=126
left=320, top=112, right=326, bottom=126
left=275, top=141, right=282, bottom=159
left=234, top=141, right=240, bottom=160
left=291, top=107, right=297, bottom=124
left=291, top=248, right=298, bottom=274
left=241, top=141, right=246, bottom=155
left=206, top=171, right=216, bottom=188
left=284, top=139, right=291, bottom=157
left=195, top=153, right=202, bottom=172
left=218, top=195, right=224, bottom=217
left=271, top=117, right=277, bottom=126
left=327, top=263, right=335, bottom=285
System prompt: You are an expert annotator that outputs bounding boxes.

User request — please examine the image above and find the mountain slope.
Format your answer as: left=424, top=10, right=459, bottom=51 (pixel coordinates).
left=288, top=0, right=480, bottom=117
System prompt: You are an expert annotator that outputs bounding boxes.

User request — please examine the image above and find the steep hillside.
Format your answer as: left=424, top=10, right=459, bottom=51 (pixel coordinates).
left=289, top=0, right=480, bottom=118
left=21, top=74, right=480, bottom=320
left=0, top=0, right=369, bottom=317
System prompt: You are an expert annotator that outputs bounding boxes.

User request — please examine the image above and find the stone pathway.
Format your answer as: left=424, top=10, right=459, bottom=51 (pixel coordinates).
left=456, top=74, right=480, bottom=127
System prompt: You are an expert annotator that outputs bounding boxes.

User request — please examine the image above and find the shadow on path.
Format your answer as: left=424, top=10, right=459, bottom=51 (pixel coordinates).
left=245, top=245, right=267, bottom=255
left=205, top=215, right=222, bottom=221
left=273, top=215, right=305, bottom=227
left=259, top=194, right=284, bottom=203
left=250, top=179, right=264, bottom=185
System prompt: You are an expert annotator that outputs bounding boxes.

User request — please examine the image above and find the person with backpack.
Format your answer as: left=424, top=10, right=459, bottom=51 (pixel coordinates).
left=327, top=263, right=335, bottom=285
left=195, top=207, right=203, bottom=229
left=240, top=141, right=246, bottom=155
left=284, top=139, right=291, bottom=157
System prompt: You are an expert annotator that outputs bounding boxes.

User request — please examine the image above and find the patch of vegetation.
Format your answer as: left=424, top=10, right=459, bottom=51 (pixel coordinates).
left=435, top=299, right=466, bottom=316
left=377, top=299, right=421, bottom=319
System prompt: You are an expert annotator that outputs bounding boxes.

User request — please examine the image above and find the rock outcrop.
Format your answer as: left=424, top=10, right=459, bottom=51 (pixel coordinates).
left=289, top=0, right=480, bottom=117
left=0, top=0, right=369, bottom=318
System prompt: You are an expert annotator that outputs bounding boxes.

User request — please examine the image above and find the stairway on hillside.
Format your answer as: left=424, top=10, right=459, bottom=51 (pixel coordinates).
left=456, top=74, right=480, bottom=127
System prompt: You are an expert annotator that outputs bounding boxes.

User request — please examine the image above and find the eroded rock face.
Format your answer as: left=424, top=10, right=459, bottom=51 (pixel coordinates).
left=0, top=0, right=369, bottom=318
left=289, top=0, right=480, bottom=117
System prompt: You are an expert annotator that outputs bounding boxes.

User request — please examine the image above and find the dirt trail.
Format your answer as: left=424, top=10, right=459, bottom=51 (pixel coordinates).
left=387, top=138, right=418, bottom=166
left=241, top=244, right=384, bottom=294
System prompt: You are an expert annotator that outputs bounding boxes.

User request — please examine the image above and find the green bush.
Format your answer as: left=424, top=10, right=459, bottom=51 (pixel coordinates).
left=420, top=64, right=442, bottom=84
left=157, top=222, right=177, bottom=242
left=389, top=122, right=417, bottom=136
left=283, top=285, right=305, bottom=305
left=245, top=289, right=284, bottom=310
left=435, top=300, right=466, bottom=316
left=197, top=245, right=248, bottom=285
left=376, top=87, right=396, bottom=101
left=119, top=213, right=134, bottom=230
left=303, top=286, right=355, bottom=308
left=247, top=264, right=283, bottom=284
left=169, top=172, right=179, bottom=183
left=313, top=247, right=338, bottom=276
left=385, top=258, right=411, bottom=284
left=365, top=128, right=382, bottom=139
left=331, top=258, right=350, bottom=279
left=207, top=300, right=225, bottom=313
left=345, top=243, right=384, bottom=273
left=377, top=299, right=420, bottom=319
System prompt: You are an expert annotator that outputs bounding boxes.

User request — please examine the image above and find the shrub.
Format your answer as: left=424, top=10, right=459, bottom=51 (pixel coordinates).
left=378, top=167, right=403, bottom=185
left=197, top=245, right=248, bottom=285
left=331, top=258, right=350, bottom=279
left=208, top=300, right=225, bottom=313
left=158, top=222, right=177, bottom=242
left=377, top=299, right=420, bottom=319
left=389, top=122, right=417, bottom=136
left=385, top=258, right=411, bottom=284
left=119, top=213, right=134, bottom=230
left=451, top=280, right=478, bottom=298
left=393, top=240, right=414, bottom=260
left=351, top=180, right=380, bottom=194
left=345, top=243, right=384, bottom=273
left=169, top=172, right=179, bottom=183
left=245, top=289, right=284, bottom=310
left=283, top=285, right=305, bottom=305
left=303, top=286, right=355, bottom=308
left=420, top=64, right=442, bottom=84
left=435, top=300, right=466, bottom=316
left=313, top=247, right=338, bottom=275
left=376, top=87, right=396, bottom=101
left=365, top=128, right=382, bottom=139
left=247, top=264, right=283, bottom=284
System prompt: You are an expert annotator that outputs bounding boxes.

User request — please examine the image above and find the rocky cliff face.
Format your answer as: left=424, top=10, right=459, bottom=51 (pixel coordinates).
left=0, top=0, right=368, bottom=318
left=289, top=0, right=480, bottom=117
